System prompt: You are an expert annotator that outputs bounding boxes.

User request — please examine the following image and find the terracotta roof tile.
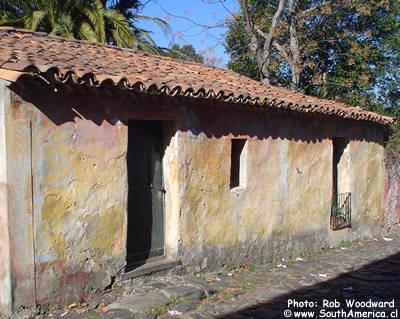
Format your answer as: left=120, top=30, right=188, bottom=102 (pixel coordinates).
left=0, top=27, right=394, bottom=125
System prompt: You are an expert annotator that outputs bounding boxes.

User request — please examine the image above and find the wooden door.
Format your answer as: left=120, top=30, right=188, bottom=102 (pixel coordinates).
left=126, top=120, right=164, bottom=263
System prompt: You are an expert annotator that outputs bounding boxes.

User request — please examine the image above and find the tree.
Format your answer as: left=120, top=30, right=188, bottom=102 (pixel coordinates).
left=101, top=0, right=170, bottom=52
left=302, top=0, right=400, bottom=109
left=100, top=0, right=141, bottom=15
left=0, top=0, right=168, bottom=53
left=164, top=44, right=204, bottom=63
left=225, top=0, right=400, bottom=99
left=225, top=17, right=260, bottom=81
left=373, top=0, right=400, bottom=110
left=225, top=0, right=400, bottom=145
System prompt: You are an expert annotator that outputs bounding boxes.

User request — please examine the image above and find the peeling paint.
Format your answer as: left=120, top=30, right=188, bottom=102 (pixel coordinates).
left=1, top=82, right=388, bottom=311
left=90, top=207, right=125, bottom=256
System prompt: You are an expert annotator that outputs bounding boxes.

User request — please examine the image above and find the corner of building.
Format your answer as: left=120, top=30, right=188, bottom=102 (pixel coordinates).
left=0, top=79, right=13, bottom=316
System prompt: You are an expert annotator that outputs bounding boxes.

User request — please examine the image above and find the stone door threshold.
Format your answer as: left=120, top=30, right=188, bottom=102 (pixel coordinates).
left=122, top=257, right=182, bottom=281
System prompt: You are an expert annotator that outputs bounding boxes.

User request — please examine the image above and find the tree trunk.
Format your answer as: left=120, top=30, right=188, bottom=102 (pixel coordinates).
left=238, top=0, right=285, bottom=88
left=290, top=63, right=300, bottom=91
left=289, top=0, right=301, bottom=92
left=257, top=53, right=271, bottom=86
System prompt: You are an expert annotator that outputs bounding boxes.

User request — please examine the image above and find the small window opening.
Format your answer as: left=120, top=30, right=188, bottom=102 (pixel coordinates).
left=331, top=137, right=351, bottom=230
left=230, top=139, right=247, bottom=189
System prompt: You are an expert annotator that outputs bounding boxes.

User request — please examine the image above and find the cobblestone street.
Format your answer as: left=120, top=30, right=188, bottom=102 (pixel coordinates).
left=26, top=232, right=400, bottom=319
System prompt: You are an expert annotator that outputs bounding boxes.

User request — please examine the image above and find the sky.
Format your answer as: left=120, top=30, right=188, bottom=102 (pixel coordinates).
left=136, top=0, right=240, bottom=66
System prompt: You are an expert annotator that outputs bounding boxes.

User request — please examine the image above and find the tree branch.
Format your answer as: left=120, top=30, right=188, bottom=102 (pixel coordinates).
left=237, top=0, right=287, bottom=85
left=273, top=40, right=291, bottom=64
left=298, top=0, right=332, bottom=19
left=238, top=0, right=258, bottom=53
left=262, top=0, right=286, bottom=54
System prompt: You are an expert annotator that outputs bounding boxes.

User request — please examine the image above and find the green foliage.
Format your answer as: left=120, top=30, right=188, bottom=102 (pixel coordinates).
left=304, top=0, right=400, bottom=108
left=225, top=0, right=400, bottom=145
left=0, top=0, right=168, bottom=53
left=74, top=295, right=82, bottom=303
left=225, top=15, right=260, bottom=81
left=169, top=294, right=180, bottom=304
left=331, top=204, right=343, bottom=217
left=298, top=252, right=310, bottom=259
left=339, top=240, right=351, bottom=248
left=164, top=44, right=204, bottom=63
left=246, top=264, right=256, bottom=273
left=386, top=124, right=400, bottom=149
left=150, top=303, right=169, bottom=316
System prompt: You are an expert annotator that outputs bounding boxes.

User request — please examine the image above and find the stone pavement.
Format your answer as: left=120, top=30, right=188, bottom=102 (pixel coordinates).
left=32, top=233, right=400, bottom=319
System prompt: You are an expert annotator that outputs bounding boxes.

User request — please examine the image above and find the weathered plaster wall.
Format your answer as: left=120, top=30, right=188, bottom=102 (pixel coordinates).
left=6, top=83, right=181, bottom=309
left=31, top=113, right=128, bottom=305
left=5, top=86, right=36, bottom=311
left=176, top=105, right=386, bottom=270
left=350, top=139, right=385, bottom=235
left=383, top=147, right=400, bottom=232
left=0, top=79, right=12, bottom=316
left=6, top=87, right=126, bottom=307
left=5, top=79, right=386, bottom=309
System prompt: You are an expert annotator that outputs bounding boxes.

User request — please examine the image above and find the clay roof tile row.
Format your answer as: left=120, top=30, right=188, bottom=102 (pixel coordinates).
left=0, top=27, right=394, bottom=125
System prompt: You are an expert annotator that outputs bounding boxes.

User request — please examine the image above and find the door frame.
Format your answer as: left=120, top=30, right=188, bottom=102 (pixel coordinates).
left=126, top=119, right=167, bottom=265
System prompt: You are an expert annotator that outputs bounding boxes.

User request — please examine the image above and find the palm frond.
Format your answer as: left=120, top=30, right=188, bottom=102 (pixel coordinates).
left=111, top=29, right=132, bottom=48
left=134, top=14, right=170, bottom=37
left=51, top=14, right=74, bottom=38
left=80, top=0, right=106, bottom=43
left=46, top=0, right=57, bottom=27
left=0, top=11, right=22, bottom=27
left=77, top=22, right=97, bottom=41
left=24, top=10, right=47, bottom=30
left=6, top=0, right=32, bottom=12
left=133, top=26, right=157, bottom=47
left=1, top=0, right=166, bottom=53
left=104, top=8, right=136, bottom=47
left=134, top=30, right=162, bottom=54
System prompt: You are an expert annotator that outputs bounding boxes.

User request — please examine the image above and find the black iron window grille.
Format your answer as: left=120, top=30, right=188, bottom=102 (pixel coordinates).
left=330, top=192, right=351, bottom=230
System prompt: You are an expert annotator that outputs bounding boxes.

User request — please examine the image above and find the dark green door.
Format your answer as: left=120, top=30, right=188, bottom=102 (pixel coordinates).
left=126, top=120, right=164, bottom=263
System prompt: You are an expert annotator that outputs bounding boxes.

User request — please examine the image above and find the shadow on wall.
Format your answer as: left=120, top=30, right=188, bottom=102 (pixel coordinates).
left=10, top=76, right=384, bottom=146
left=217, top=252, right=400, bottom=319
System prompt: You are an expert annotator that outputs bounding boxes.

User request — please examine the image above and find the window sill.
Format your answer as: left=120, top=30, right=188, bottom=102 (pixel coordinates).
left=230, top=186, right=246, bottom=194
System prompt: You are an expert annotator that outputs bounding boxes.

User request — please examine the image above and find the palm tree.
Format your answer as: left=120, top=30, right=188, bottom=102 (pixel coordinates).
left=0, top=0, right=168, bottom=53
left=102, top=0, right=170, bottom=53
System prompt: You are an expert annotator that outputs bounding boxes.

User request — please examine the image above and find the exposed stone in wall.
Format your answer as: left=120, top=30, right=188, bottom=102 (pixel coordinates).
left=383, top=147, right=400, bottom=233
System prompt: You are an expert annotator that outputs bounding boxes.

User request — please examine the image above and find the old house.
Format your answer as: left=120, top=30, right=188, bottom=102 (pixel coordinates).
left=0, top=27, right=394, bottom=314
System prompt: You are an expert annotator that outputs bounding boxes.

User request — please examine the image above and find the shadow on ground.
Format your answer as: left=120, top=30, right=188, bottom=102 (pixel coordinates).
left=218, top=252, right=400, bottom=319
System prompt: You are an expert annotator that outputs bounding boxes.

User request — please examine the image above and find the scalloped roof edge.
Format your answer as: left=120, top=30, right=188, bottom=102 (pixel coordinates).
left=0, top=27, right=395, bottom=126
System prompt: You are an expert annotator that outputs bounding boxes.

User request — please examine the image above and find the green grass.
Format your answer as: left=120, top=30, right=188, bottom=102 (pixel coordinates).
left=232, top=280, right=256, bottom=292
left=201, top=292, right=219, bottom=302
left=246, top=264, right=256, bottom=273
left=298, top=252, right=311, bottom=259
left=169, top=294, right=180, bottom=304
left=339, top=240, right=351, bottom=248
left=151, top=303, right=169, bottom=316
left=74, top=295, right=82, bottom=303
